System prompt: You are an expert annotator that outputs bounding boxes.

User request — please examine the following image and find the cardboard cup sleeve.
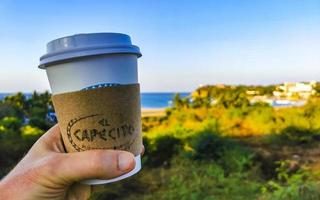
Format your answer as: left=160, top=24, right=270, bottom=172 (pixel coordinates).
left=52, top=84, right=142, bottom=156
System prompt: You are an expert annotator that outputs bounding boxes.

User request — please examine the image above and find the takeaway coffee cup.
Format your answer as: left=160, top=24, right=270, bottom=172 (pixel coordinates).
left=39, top=33, right=142, bottom=185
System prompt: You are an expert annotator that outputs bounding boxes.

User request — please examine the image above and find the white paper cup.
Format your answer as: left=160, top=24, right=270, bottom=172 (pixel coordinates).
left=39, top=33, right=142, bottom=185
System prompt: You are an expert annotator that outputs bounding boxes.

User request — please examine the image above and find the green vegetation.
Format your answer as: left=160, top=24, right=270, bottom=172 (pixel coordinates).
left=2, top=85, right=320, bottom=199
left=0, top=92, right=54, bottom=177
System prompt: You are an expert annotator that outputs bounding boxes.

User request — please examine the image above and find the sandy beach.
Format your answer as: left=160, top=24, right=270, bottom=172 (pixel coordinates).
left=142, top=108, right=166, bottom=117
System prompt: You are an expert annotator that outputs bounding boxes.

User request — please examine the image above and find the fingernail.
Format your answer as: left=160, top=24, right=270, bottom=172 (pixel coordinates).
left=118, top=152, right=134, bottom=172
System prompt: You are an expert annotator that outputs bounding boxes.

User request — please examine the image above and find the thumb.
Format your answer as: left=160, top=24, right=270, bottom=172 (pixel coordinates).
left=50, top=150, right=135, bottom=184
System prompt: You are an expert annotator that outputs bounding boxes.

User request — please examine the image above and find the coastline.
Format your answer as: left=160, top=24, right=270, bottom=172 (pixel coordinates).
left=141, top=108, right=166, bottom=117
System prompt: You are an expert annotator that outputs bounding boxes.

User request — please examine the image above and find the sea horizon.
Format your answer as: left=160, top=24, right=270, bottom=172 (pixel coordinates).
left=0, top=92, right=190, bottom=109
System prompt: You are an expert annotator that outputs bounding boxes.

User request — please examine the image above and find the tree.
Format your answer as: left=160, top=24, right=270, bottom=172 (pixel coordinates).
left=4, top=92, right=28, bottom=110
left=0, top=103, right=24, bottom=119
left=314, top=83, right=320, bottom=95
left=217, top=88, right=250, bottom=108
left=172, top=93, right=183, bottom=109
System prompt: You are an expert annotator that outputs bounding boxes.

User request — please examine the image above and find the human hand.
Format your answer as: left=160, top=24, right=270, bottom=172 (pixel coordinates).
left=0, top=124, right=144, bottom=200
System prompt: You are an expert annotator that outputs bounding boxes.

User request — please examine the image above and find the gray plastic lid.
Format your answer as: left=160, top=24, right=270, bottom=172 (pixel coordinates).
left=39, top=33, right=142, bottom=69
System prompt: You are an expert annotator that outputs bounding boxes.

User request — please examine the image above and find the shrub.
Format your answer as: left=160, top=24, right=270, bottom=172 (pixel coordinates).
left=218, top=145, right=255, bottom=174
left=188, top=131, right=226, bottom=160
left=271, top=126, right=320, bottom=146
left=0, top=116, right=23, bottom=131
left=261, top=160, right=320, bottom=200
left=155, top=158, right=261, bottom=200
left=143, top=135, right=182, bottom=167
left=187, top=131, right=256, bottom=174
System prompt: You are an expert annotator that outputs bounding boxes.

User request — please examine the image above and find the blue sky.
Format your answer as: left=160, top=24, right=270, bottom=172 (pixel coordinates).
left=0, top=0, right=319, bottom=92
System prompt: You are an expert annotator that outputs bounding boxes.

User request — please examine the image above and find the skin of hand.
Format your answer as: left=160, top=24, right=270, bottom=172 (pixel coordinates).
left=0, top=124, right=144, bottom=200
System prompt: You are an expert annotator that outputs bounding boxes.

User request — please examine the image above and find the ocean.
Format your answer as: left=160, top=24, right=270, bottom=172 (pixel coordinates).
left=0, top=92, right=190, bottom=109
left=0, top=93, right=307, bottom=108
left=141, top=93, right=189, bottom=108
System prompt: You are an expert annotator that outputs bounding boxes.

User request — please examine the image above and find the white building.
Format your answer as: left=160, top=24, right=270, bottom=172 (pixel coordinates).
left=273, top=81, right=316, bottom=99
